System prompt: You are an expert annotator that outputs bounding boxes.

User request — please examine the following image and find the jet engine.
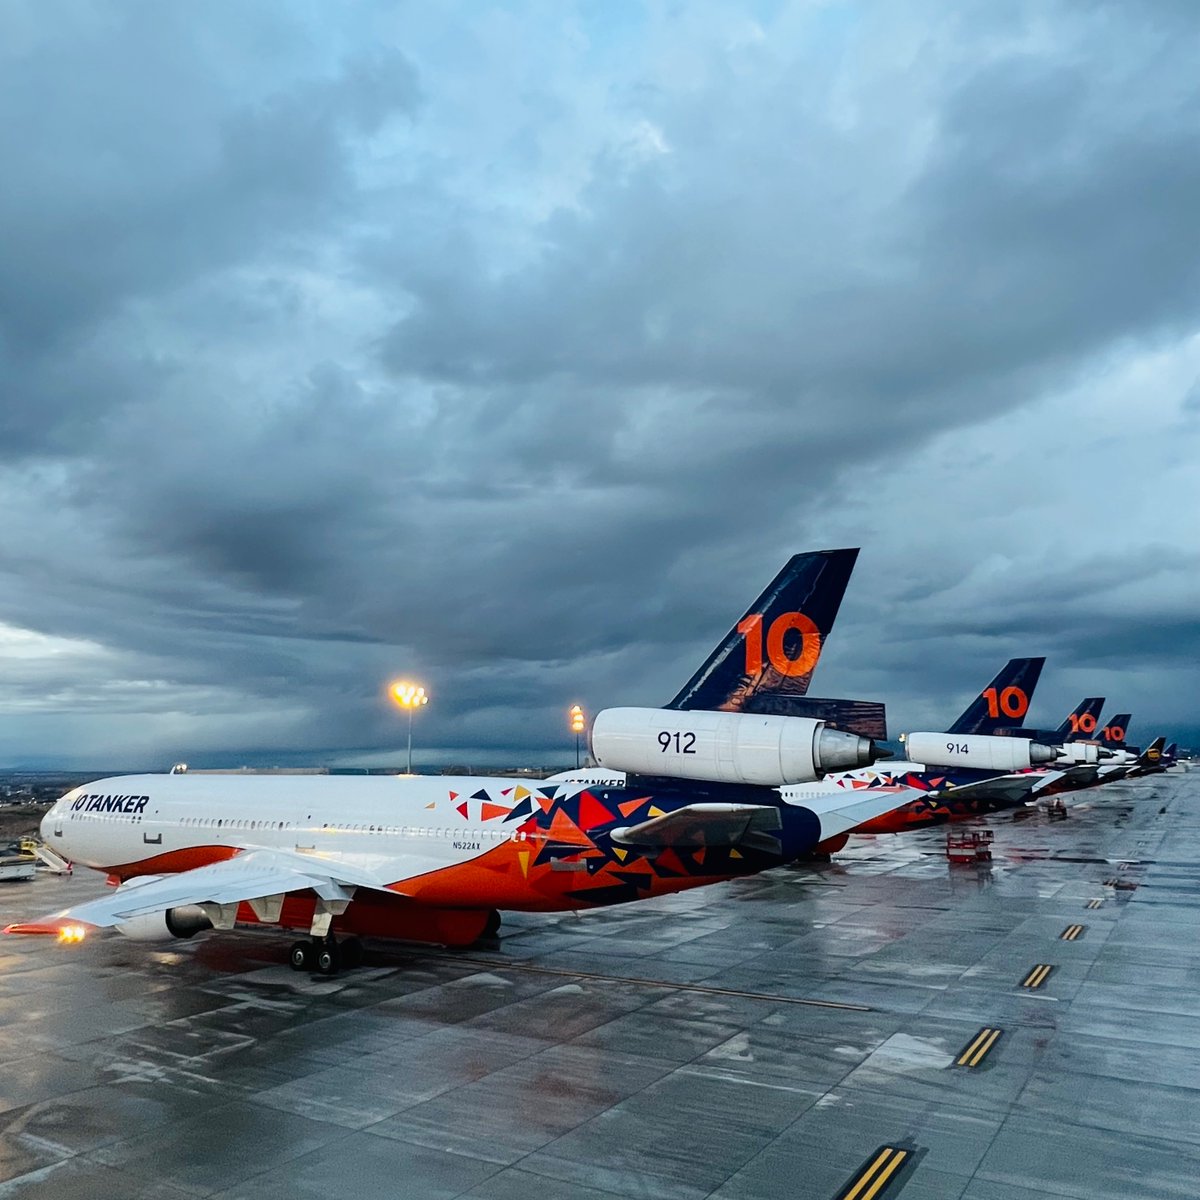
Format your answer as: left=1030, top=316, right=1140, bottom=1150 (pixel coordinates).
left=116, top=906, right=214, bottom=942
left=904, top=732, right=1059, bottom=772
left=1104, top=749, right=1137, bottom=766
left=591, top=707, right=879, bottom=786
left=1055, top=743, right=1105, bottom=766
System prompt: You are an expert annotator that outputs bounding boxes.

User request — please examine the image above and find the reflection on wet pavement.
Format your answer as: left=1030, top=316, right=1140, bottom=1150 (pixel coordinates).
left=1, top=774, right=1196, bottom=1198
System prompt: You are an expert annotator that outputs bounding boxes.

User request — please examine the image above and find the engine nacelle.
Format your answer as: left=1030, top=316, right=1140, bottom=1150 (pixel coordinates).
left=904, top=732, right=1059, bottom=772
left=116, top=906, right=213, bottom=942
left=591, top=707, right=877, bottom=786
left=1055, top=743, right=1102, bottom=765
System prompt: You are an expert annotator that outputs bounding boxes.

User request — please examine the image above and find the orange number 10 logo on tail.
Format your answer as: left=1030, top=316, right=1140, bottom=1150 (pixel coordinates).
left=981, top=686, right=1028, bottom=720
left=737, top=612, right=821, bottom=677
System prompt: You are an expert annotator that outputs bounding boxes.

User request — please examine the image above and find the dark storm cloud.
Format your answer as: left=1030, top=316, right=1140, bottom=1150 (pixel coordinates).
left=0, top=4, right=418, bottom=451
left=1, top=0, right=1199, bottom=767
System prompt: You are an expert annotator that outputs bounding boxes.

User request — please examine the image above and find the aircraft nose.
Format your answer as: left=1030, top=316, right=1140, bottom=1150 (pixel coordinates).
left=39, top=808, right=55, bottom=841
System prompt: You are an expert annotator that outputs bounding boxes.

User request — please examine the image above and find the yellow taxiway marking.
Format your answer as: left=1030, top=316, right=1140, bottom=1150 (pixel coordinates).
left=1086, top=898, right=1103, bottom=910
left=1021, top=964, right=1053, bottom=989
left=1061, top=924, right=1085, bottom=941
left=955, top=1027, right=1003, bottom=1068
left=837, top=1146, right=910, bottom=1200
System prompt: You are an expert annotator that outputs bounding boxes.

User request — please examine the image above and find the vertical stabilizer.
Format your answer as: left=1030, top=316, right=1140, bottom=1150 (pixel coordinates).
left=666, top=549, right=859, bottom=712
left=946, top=658, right=1045, bottom=736
left=1098, top=714, right=1132, bottom=747
left=1057, top=698, right=1105, bottom=742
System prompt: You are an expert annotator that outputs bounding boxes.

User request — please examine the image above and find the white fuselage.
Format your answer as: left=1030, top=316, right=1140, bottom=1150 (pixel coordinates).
left=44, top=774, right=540, bottom=880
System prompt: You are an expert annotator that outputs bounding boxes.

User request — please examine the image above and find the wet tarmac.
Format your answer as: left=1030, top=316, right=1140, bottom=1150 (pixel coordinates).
left=0, top=770, right=1196, bottom=1199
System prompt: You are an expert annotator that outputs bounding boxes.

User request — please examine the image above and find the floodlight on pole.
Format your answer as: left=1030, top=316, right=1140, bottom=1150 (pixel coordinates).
left=569, top=704, right=586, bottom=769
left=390, top=681, right=429, bottom=774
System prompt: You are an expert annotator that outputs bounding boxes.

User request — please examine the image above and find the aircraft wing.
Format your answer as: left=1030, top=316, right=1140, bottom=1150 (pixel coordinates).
left=4, top=848, right=396, bottom=936
left=611, top=803, right=782, bottom=852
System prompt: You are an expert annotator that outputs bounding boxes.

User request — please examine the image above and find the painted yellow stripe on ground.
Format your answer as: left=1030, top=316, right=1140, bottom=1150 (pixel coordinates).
left=838, top=1148, right=909, bottom=1200
left=967, top=1027, right=1003, bottom=1067
left=1061, top=924, right=1085, bottom=941
left=955, top=1028, right=993, bottom=1066
left=1086, top=898, right=1103, bottom=909
left=860, top=1150, right=908, bottom=1200
left=839, top=1148, right=894, bottom=1200
left=1023, top=964, right=1053, bottom=989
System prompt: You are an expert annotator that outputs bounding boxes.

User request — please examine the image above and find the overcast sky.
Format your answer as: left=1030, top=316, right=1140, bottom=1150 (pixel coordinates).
left=2, top=1, right=1198, bottom=770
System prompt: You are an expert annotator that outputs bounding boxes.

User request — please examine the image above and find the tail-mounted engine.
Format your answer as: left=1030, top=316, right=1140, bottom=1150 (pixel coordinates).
left=591, top=707, right=880, bottom=787
left=1054, top=742, right=1105, bottom=765
left=903, top=732, right=1059, bottom=772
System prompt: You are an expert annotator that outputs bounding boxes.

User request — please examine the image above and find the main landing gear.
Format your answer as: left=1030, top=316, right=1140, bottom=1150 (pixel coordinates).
left=288, top=934, right=363, bottom=976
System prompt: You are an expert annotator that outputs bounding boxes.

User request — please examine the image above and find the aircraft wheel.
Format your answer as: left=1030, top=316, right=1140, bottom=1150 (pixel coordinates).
left=483, top=910, right=502, bottom=938
left=289, top=941, right=314, bottom=971
left=340, top=936, right=363, bottom=969
left=315, top=941, right=340, bottom=976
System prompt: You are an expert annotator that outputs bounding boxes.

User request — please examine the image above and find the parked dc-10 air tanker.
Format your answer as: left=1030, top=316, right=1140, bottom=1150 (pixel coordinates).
left=10, top=549, right=912, bottom=975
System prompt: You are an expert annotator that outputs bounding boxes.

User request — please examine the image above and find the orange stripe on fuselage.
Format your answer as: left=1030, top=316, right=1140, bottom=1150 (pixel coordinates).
left=100, top=844, right=240, bottom=880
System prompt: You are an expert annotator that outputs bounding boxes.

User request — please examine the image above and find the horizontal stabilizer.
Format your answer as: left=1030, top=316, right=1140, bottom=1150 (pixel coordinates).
left=740, top=696, right=887, bottom=740
left=610, top=803, right=782, bottom=854
left=942, top=775, right=1045, bottom=805
left=793, top=787, right=923, bottom=843
left=1031, top=765, right=1098, bottom=793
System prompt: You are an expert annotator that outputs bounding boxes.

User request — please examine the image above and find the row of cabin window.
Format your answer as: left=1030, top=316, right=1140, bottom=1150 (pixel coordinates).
left=177, top=817, right=290, bottom=830
left=183, top=821, right=532, bottom=840
left=68, top=812, right=534, bottom=842
left=315, top=824, right=520, bottom=839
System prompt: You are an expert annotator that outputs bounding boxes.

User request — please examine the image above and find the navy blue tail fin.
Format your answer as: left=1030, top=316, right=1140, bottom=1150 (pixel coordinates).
left=666, top=548, right=858, bottom=712
left=1140, top=735, right=1166, bottom=766
left=1098, top=714, right=1132, bottom=747
left=946, top=657, right=1046, bottom=735
left=1057, top=697, right=1105, bottom=741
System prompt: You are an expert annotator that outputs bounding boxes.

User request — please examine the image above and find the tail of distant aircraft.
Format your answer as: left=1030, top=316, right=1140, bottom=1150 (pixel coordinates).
left=666, top=548, right=858, bottom=713
left=1138, top=735, right=1167, bottom=770
left=1098, top=714, right=1132, bottom=747
left=946, top=657, right=1045, bottom=736
left=1057, top=698, right=1105, bottom=742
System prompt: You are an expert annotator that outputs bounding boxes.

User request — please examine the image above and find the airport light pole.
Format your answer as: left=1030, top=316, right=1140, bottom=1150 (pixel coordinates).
left=569, top=704, right=586, bottom=769
left=390, top=682, right=429, bottom=774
